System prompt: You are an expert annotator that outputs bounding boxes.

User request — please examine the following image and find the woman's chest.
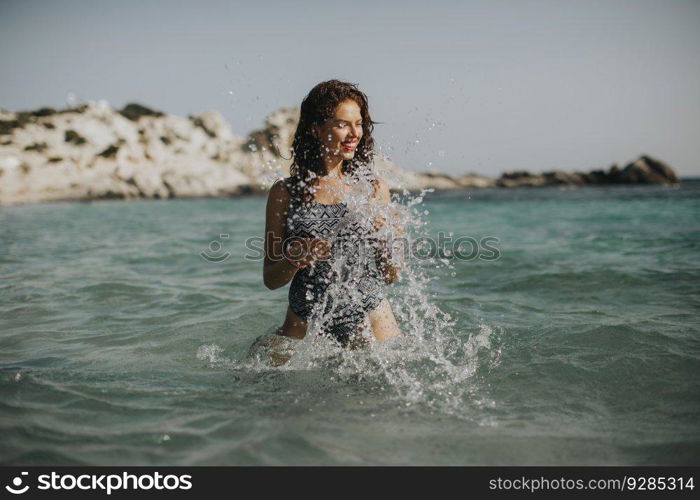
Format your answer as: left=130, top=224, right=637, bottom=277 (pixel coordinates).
left=286, top=203, right=349, bottom=239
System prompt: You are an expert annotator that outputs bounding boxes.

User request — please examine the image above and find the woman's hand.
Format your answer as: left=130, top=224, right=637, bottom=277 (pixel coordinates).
left=372, top=216, right=384, bottom=232
left=373, top=238, right=401, bottom=284
left=370, top=209, right=405, bottom=285
left=372, top=211, right=406, bottom=238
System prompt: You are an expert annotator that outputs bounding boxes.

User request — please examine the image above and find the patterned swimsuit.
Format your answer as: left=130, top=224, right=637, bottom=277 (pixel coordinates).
left=283, top=179, right=385, bottom=345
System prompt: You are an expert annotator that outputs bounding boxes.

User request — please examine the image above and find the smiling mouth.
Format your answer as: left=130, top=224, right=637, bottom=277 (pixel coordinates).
left=341, top=142, right=357, bottom=151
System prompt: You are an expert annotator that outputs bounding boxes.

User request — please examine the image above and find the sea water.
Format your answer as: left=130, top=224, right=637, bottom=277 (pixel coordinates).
left=1, top=181, right=699, bottom=465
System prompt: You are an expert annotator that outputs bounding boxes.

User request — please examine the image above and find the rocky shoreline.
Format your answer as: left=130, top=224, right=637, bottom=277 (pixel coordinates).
left=0, top=102, right=680, bottom=206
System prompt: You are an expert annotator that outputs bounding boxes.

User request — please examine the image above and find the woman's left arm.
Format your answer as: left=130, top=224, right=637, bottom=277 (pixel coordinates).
left=371, top=177, right=404, bottom=284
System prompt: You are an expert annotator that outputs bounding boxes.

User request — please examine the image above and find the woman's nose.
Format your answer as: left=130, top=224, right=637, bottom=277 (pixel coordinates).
left=349, top=124, right=361, bottom=138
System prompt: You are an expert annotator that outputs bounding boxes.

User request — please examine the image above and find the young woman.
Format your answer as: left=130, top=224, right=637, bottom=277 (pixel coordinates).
left=262, top=80, right=403, bottom=350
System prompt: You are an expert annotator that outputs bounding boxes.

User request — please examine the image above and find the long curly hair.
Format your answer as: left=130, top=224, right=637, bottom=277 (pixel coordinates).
left=289, top=79, right=379, bottom=205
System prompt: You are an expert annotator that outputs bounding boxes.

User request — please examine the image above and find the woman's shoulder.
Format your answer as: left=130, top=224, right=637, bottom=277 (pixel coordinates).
left=370, top=173, right=391, bottom=204
left=372, top=173, right=388, bottom=189
left=270, top=177, right=293, bottom=196
left=267, top=177, right=293, bottom=209
left=352, top=163, right=386, bottom=188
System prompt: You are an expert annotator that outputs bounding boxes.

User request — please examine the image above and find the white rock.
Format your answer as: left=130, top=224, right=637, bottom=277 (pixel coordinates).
left=0, top=155, right=21, bottom=170
left=190, top=110, right=232, bottom=140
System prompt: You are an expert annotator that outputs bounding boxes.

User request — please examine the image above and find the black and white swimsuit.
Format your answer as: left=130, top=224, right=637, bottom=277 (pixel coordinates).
left=283, top=179, right=385, bottom=344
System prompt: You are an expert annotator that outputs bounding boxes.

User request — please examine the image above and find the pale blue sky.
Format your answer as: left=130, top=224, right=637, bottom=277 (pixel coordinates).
left=1, top=0, right=699, bottom=177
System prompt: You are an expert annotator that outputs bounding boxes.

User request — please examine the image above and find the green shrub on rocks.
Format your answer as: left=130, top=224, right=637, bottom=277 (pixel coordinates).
left=119, top=103, right=164, bottom=121
left=98, top=143, right=121, bottom=158
left=24, top=142, right=48, bottom=152
left=65, top=130, right=87, bottom=145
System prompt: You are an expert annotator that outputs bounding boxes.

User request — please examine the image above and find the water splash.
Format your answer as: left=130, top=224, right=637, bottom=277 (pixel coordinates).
left=205, top=162, right=504, bottom=417
left=196, top=344, right=232, bottom=365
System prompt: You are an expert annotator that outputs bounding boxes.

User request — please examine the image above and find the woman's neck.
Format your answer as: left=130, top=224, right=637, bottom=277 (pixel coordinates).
left=323, top=160, right=344, bottom=179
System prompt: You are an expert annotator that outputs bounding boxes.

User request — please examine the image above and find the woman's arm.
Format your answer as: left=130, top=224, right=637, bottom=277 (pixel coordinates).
left=263, top=179, right=331, bottom=289
left=371, top=176, right=404, bottom=284
left=263, top=180, right=300, bottom=290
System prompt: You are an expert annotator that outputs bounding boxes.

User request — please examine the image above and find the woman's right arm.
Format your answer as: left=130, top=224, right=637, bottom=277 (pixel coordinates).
left=263, top=179, right=298, bottom=290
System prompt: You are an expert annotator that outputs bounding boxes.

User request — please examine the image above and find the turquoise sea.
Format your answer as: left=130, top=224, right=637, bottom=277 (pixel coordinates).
left=1, top=182, right=699, bottom=465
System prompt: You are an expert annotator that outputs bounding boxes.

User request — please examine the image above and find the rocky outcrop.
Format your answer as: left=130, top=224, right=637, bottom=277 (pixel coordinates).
left=0, top=101, right=265, bottom=205
left=496, top=155, right=679, bottom=188
left=0, top=101, right=680, bottom=206
left=373, top=169, right=496, bottom=191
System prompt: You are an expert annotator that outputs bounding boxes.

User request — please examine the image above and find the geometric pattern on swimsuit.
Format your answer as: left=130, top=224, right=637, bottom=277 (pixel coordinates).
left=284, top=180, right=385, bottom=345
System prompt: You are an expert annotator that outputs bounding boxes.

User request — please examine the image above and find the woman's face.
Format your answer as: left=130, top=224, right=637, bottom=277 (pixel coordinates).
left=316, top=98, right=363, bottom=164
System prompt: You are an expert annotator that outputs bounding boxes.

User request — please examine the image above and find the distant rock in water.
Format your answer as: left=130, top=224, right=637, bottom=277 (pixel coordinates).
left=610, top=155, right=679, bottom=184
left=0, top=100, right=680, bottom=205
left=496, top=155, right=679, bottom=188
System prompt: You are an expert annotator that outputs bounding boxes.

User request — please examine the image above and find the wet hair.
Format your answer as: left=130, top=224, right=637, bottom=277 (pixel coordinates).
left=289, top=79, right=379, bottom=204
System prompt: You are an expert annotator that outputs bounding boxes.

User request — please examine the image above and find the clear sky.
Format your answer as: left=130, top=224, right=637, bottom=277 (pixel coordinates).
left=1, top=0, right=699, bottom=177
